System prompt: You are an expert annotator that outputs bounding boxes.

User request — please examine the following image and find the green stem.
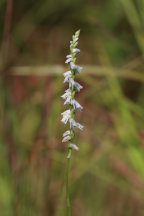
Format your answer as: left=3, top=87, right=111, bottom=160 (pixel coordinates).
left=66, top=147, right=72, bottom=216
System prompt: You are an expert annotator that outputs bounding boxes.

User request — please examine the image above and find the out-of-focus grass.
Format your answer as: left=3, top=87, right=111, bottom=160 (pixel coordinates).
left=1, top=0, right=144, bottom=216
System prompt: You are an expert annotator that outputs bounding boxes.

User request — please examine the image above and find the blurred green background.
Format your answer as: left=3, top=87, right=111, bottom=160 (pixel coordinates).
left=1, top=0, right=144, bottom=215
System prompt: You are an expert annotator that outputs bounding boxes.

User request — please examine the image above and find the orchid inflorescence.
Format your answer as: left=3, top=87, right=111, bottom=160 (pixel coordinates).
left=61, top=30, right=83, bottom=152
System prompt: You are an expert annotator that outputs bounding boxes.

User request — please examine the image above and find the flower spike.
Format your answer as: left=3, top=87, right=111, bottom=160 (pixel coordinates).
left=61, top=30, right=83, bottom=150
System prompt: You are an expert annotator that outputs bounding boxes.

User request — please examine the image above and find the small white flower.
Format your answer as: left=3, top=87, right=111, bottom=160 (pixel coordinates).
left=64, top=96, right=72, bottom=105
left=69, top=144, right=79, bottom=151
left=68, top=78, right=75, bottom=87
left=64, top=76, right=71, bottom=83
left=61, top=109, right=71, bottom=124
left=70, top=62, right=82, bottom=73
left=74, top=81, right=83, bottom=92
left=63, top=97, right=72, bottom=105
left=63, top=130, right=70, bottom=137
left=62, top=135, right=71, bottom=142
left=63, top=71, right=72, bottom=83
left=63, top=71, right=71, bottom=77
left=69, top=79, right=83, bottom=92
left=71, top=99, right=83, bottom=110
left=64, top=98, right=83, bottom=110
left=61, top=89, right=71, bottom=100
left=65, top=58, right=72, bottom=64
left=70, top=119, right=84, bottom=130
left=66, top=54, right=72, bottom=58
left=73, top=48, right=80, bottom=53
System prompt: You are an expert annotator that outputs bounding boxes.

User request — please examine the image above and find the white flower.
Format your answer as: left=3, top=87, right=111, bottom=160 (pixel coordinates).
left=70, top=119, right=84, bottom=130
left=66, top=54, right=72, bottom=58
left=71, top=99, right=83, bottom=110
left=61, top=109, right=71, bottom=124
left=72, top=36, right=78, bottom=43
left=64, top=76, right=71, bottom=83
left=69, top=144, right=79, bottom=151
left=64, top=98, right=83, bottom=111
left=61, top=89, right=71, bottom=100
left=64, top=96, right=72, bottom=105
left=65, top=58, right=72, bottom=64
left=62, top=135, right=71, bottom=142
left=63, top=130, right=70, bottom=137
left=63, top=71, right=72, bottom=83
left=62, top=90, right=82, bottom=110
left=68, top=78, right=75, bottom=87
left=63, top=71, right=71, bottom=77
left=70, top=62, right=82, bottom=73
left=74, top=81, right=83, bottom=92
left=62, top=96, right=83, bottom=111
left=73, top=48, right=80, bottom=53
left=69, top=79, right=83, bottom=92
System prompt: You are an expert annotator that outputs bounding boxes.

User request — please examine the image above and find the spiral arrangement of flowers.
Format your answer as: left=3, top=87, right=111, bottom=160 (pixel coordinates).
left=61, top=30, right=83, bottom=153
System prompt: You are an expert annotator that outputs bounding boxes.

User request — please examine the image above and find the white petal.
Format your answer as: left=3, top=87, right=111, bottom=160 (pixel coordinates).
left=61, top=116, right=68, bottom=124
left=70, top=62, right=83, bottom=73
left=61, top=92, right=67, bottom=99
left=64, top=98, right=83, bottom=110
left=66, top=54, right=72, bottom=58
left=61, top=109, right=71, bottom=116
left=75, top=82, right=83, bottom=92
left=64, top=76, right=70, bottom=83
left=69, top=119, right=75, bottom=128
left=65, top=58, right=72, bottom=64
left=71, top=99, right=83, bottom=110
left=74, top=81, right=83, bottom=92
left=70, top=144, right=79, bottom=151
left=63, top=130, right=70, bottom=137
left=63, top=71, right=71, bottom=77
left=65, top=88, right=71, bottom=93
left=77, top=123, right=84, bottom=130
left=73, top=48, right=80, bottom=53
left=68, top=78, right=75, bottom=87
left=62, top=135, right=71, bottom=142
left=64, top=96, right=72, bottom=105
left=61, top=110, right=71, bottom=124
left=63, top=71, right=72, bottom=83
left=70, top=119, right=84, bottom=130
left=61, top=90, right=71, bottom=100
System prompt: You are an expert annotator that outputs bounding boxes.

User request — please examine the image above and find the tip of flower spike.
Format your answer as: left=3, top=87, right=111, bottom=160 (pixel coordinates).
left=71, top=30, right=81, bottom=44
left=75, top=29, right=80, bottom=36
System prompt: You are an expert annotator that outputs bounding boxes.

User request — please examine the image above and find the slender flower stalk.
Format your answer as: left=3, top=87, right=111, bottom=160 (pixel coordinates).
left=61, top=30, right=83, bottom=216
